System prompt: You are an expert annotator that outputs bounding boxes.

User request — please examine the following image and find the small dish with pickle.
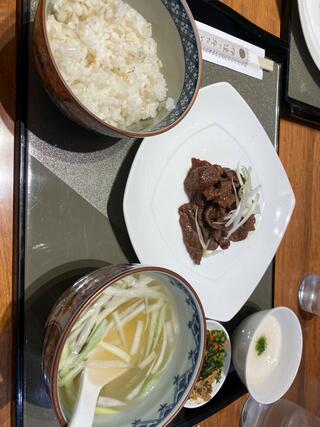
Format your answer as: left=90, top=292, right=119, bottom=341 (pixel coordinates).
left=185, top=319, right=231, bottom=408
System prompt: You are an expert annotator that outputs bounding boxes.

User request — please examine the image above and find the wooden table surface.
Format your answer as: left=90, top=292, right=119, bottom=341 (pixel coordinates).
left=1, top=0, right=320, bottom=426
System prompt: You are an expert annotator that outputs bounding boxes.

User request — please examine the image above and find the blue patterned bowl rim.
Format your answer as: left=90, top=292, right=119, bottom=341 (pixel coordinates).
left=131, top=270, right=206, bottom=427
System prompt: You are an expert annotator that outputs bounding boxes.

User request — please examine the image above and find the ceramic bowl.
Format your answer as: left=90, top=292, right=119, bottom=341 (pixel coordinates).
left=42, top=264, right=206, bottom=426
left=232, top=307, right=303, bottom=404
left=33, top=0, right=202, bottom=138
left=184, top=319, right=231, bottom=409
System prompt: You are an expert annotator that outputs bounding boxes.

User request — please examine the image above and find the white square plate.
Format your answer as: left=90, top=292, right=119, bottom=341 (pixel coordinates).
left=123, top=82, right=295, bottom=321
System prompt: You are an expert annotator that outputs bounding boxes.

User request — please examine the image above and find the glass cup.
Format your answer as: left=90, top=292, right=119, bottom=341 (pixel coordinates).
left=298, top=274, right=320, bottom=315
left=242, top=396, right=320, bottom=427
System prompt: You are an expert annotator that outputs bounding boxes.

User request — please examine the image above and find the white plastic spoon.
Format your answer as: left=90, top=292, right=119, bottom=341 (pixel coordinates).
left=68, top=366, right=128, bottom=427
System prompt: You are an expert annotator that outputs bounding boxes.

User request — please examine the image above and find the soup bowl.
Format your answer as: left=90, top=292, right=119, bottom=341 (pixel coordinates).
left=33, top=0, right=201, bottom=138
left=42, top=264, right=206, bottom=426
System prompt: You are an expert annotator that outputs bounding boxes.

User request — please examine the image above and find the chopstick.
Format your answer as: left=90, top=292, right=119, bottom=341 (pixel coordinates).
left=258, top=57, right=274, bottom=72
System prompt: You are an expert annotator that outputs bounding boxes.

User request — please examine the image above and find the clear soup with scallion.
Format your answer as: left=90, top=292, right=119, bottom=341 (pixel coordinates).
left=58, top=273, right=177, bottom=417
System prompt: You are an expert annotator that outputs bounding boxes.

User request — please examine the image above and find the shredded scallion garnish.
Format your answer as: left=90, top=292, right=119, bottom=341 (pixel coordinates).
left=194, top=164, right=260, bottom=259
left=194, top=207, right=214, bottom=258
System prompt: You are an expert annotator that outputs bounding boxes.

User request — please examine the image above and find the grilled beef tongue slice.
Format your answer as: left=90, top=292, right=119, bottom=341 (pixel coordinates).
left=178, top=203, right=203, bottom=264
left=229, top=214, right=256, bottom=242
left=184, top=162, right=223, bottom=200
left=203, top=180, right=236, bottom=209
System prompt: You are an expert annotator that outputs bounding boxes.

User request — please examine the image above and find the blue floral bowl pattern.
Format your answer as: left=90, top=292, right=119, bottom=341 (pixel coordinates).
left=131, top=276, right=203, bottom=427
left=151, top=0, right=201, bottom=132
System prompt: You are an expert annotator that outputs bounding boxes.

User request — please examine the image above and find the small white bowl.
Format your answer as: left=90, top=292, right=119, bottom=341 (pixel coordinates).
left=232, top=307, right=303, bottom=404
left=184, top=319, right=231, bottom=408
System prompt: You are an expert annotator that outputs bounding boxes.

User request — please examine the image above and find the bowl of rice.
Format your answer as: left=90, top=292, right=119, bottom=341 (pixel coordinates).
left=33, top=0, right=202, bottom=138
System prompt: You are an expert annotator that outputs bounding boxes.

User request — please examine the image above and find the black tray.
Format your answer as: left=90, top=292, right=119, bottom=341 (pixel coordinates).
left=281, top=0, right=320, bottom=126
left=14, top=1, right=288, bottom=426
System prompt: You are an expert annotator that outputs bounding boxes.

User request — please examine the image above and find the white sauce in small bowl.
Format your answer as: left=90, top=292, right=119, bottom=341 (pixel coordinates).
left=233, top=307, right=302, bottom=404
left=246, top=315, right=282, bottom=386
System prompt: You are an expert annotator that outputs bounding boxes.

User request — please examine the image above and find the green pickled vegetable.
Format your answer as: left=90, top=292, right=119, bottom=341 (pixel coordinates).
left=200, top=330, right=227, bottom=383
left=255, top=335, right=267, bottom=356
